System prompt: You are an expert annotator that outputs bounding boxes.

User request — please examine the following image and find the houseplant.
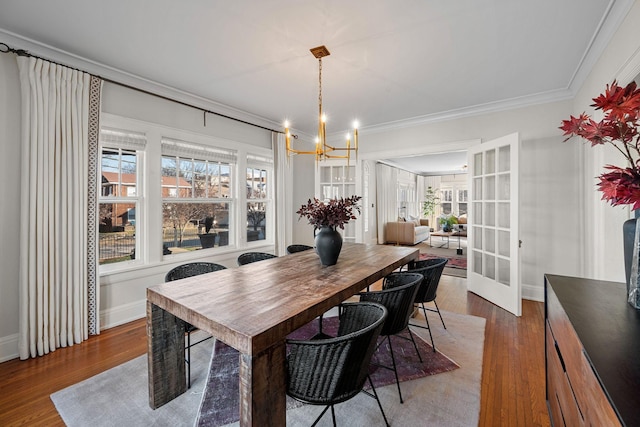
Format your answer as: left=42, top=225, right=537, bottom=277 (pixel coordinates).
left=422, top=186, right=440, bottom=228
left=438, top=213, right=458, bottom=232
left=198, top=215, right=217, bottom=248
left=559, top=80, right=640, bottom=307
left=296, top=195, right=361, bottom=266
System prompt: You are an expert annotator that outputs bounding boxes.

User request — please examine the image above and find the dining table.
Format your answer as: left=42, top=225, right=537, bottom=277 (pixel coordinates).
left=146, top=242, right=419, bottom=426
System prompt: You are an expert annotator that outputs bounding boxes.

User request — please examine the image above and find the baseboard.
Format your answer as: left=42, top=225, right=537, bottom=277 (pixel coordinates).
left=523, top=282, right=544, bottom=302
left=100, top=299, right=146, bottom=330
left=0, top=333, right=19, bottom=363
left=0, top=302, right=146, bottom=363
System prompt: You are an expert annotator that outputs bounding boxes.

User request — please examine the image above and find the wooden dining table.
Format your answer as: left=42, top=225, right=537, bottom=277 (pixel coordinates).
left=146, top=243, right=419, bottom=426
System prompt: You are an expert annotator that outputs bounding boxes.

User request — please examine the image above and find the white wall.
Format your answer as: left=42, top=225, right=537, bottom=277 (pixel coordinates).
left=0, top=53, right=21, bottom=360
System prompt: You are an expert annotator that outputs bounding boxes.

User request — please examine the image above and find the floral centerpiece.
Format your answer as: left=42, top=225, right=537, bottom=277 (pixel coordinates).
left=559, top=80, right=640, bottom=307
left=560, top=80, right=640, bottom=209
left=296, top=195, right=362, bottom=229
left=296, top=195, right=361, bottom=266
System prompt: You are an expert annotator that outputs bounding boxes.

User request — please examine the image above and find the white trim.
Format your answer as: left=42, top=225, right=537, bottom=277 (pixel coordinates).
left=522, top=283, right=544, bottom=302
left=0, top=334, right=19, bottom=363
left=100, top=300, right=146, bottom=330
left=0, top=29, right=281, bottom=133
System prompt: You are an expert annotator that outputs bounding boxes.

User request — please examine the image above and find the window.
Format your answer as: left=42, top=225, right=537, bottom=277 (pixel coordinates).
left=441, top=189, right=453, bottom=215
left=246, top=154, right=273, bottom=243
left=98, top=128, right=145, bottom=265
left=161, top=138, right=235, bottom=253
left=458, top=189, right=468, bottom=215
left=97, top=115, right=274, bottom=273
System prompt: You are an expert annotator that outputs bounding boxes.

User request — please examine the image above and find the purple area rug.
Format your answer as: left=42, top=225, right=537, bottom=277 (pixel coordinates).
left=196, top=316, right=459, bottom=427
left=420, top=253, right=467, bottom=270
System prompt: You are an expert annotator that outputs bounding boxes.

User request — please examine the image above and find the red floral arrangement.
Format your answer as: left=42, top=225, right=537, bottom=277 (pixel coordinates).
left=560, top=80, right=640, bottom=210
left=296, top=195, right=362, bottom=229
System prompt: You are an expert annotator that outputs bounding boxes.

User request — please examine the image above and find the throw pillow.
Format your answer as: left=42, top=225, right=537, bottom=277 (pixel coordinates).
left=397, top=216, right=406, bottom=222
left=408, top=215, right=420, bottom=226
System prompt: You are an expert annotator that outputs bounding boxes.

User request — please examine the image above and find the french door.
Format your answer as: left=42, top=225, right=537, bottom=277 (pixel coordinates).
left=467, top=133, right=521, bottom=316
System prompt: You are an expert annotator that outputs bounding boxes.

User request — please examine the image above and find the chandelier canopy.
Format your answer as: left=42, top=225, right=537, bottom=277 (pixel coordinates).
left=284, top=46, right=358, bottom=162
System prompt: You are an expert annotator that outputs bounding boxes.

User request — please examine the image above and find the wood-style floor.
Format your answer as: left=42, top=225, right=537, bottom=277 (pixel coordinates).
left=0, top=274, right=550, bottom=427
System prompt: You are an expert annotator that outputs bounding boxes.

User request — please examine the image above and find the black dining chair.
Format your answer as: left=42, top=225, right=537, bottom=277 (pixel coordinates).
left=405, top=257, right=448, bottom=351
left=359, top=272, right=423, bottom=403
left=286, top=244, right=314, bottom=254
left=165, top=261, right=227, bottom=388
left=286, top=302, right=390, bottom=427
left=237, top=251, right=277, bottom=266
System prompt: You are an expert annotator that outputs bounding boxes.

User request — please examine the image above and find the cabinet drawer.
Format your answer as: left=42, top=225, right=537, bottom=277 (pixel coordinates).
left=546, top=285, right=592, bottom=411
left=580, top=350, right=621, bottom=426
left=546, top=322, right=583, bottom=426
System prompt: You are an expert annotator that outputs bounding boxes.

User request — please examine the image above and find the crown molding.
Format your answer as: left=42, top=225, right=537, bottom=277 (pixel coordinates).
left=0, top=28, right=282, bottom=133
left=567, top=0, right=636, bottom=94
left=362, top=89, right=574, bottom=135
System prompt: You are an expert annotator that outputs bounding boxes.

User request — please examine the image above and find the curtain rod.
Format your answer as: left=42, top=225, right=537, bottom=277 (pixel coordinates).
left=0, top=42, right=283, bottom=134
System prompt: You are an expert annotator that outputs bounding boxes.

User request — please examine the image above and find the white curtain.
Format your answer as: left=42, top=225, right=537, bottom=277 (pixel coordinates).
left=376, top=163, right=398, bottom=244
left=273, top=132, right=293, bottom=256
left=17, top=56, right=101, bottom=359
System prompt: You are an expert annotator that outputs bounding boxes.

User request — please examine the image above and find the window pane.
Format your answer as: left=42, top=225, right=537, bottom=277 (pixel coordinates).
left=101, top=148, right=137, bottom=197
left=247, top=202, right=267, bottom=242
left=99, top=202, right=136, bottom=264
left=247, top=167, right=268, bottom=199
left=162, top=202, right=230, bottom=252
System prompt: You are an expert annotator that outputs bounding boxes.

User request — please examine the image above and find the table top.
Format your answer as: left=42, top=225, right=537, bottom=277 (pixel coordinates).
left=431, top=230, right=466, bottom=237
left=147, top=243, right=418, bottom=355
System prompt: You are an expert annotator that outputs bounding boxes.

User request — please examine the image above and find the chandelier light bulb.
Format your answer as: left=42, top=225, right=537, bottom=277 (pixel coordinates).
left=353, top=120, right=359, bottom=129
left=321, top=113, right=327, bottom=123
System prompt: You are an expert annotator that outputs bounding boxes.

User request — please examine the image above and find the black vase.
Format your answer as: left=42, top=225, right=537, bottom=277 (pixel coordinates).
left=624, top=217, right=636, bottom=295
left=315, top=226, right=343, bottom=266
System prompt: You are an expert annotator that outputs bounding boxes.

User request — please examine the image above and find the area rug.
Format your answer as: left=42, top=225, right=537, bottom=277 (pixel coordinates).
left=196, top=316, right=459, bottom=427
left=420, top=252, right=467, bottom=270
left=51, top=311, right=485, bottom=427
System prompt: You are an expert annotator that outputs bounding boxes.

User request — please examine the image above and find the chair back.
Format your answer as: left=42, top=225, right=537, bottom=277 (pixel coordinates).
left=359, top=272, right=423, bottom=336
left=237, top=252, right=277, bottom=265
left=286, top=302, right=387, bottom=405
left=165, top=262, right=227, bottom=282
left=406, top=258, right=447, bottom=303
left=286, top=244, right=313, bottom=254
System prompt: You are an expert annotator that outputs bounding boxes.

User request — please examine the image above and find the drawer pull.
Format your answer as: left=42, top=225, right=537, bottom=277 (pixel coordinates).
left=555, top=341, right=566, bottom=372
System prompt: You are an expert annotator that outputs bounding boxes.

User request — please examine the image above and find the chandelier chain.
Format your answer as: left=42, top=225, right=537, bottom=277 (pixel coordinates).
left=318, top=58, right=322, bottom=115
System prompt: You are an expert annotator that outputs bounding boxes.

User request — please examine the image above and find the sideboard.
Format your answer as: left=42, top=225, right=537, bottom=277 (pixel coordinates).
left=545, top=274, right=640, bottom=426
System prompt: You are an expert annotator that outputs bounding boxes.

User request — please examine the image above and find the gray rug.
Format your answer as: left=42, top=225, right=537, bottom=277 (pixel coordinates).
left=51, top=311, right=485, bottom=426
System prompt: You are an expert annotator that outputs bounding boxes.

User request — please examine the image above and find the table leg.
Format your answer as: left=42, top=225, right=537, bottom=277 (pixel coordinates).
left=147, top=301, right=186, bottom=409
left=239, top=341, right=287, bottom=426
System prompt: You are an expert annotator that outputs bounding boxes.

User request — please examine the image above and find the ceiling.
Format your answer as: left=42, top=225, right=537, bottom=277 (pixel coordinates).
left=380, top=151, right=468, bottom=176
left=0, top=1, right=632, bottom=173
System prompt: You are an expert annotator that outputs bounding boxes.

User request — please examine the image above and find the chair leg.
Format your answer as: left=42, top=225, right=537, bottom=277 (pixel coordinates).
left=186, top=330, right=192, bottom=389
left=330, top=405, right=337, bottom=427
left=434, top=299, right=446, bottom=329
left=420, top=303, right=436, bottom=352
left=406, top=327, right=423, bottom=363
left=367, top=375, right=391, bottom=427
left=386, top=336, right=404, bottom=403
left=310, top=405, right=331, bottom=427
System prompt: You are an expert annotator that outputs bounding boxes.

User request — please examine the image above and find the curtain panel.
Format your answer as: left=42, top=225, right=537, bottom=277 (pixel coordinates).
left=17, top=56, right=101, bottom=359
left=376, top=163, right=398, bottom=244
left=273, top=133, right=293, bottom=255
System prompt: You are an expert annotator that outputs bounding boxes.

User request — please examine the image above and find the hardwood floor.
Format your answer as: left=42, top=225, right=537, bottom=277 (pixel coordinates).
left=0, top=274, right=550, bottom=426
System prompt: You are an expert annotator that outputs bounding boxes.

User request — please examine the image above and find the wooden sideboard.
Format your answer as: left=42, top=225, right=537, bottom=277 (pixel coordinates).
left=545, top=274, right=640, bottom=426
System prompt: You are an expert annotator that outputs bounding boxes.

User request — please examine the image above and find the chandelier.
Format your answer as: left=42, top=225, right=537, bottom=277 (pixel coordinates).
left=284, top=46, right=359, bottom=163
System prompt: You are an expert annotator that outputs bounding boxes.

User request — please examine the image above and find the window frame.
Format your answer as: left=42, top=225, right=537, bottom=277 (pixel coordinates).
left=98, top=113, right=275, bottom=276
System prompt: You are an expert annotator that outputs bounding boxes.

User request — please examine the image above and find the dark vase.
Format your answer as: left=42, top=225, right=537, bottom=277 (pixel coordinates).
left=624, top=217, right=636, bottom=295
left=442, top=223, right=451, bottom=232
left=625, top=216, right=640, bottom=308
left=314, top=226, right=343, bottom=266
